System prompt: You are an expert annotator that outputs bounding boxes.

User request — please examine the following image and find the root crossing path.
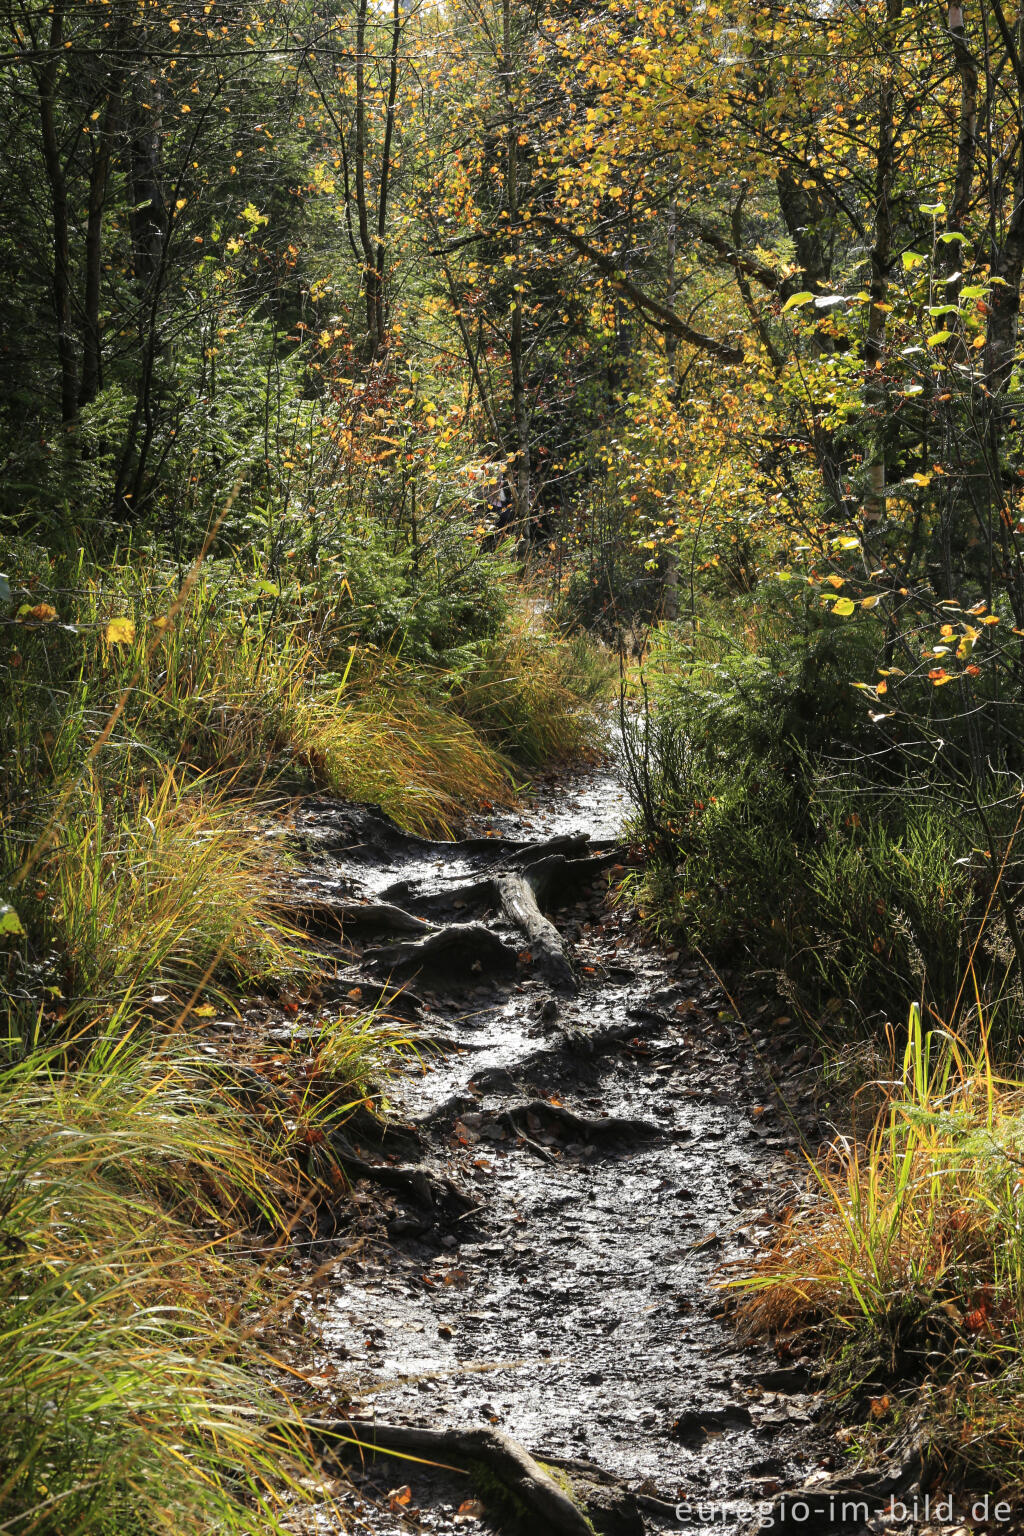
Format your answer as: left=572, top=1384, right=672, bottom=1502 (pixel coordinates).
left=289, top=759, right=829, bottom=1535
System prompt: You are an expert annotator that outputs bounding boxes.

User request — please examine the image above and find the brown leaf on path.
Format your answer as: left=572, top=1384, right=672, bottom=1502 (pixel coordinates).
left=387, top=1484, right=412, bottom=1511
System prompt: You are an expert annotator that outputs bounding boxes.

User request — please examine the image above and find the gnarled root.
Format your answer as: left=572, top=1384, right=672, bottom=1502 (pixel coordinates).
left=362, top=922, right=519, bottom=983
left=311, top=1418, right=596, bottom=1536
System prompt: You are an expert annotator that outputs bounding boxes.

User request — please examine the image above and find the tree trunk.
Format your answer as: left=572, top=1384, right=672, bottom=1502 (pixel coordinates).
left=503, top=0, right=531, bottom=525
left=36, top=2, right=77, bottom=425
left=863, top=0, right=903, bottom=524
left=661, top=204, right=680, bottom=621
left=354, top=0, right=380, bottom=357
left=80, top=81, right=122, bottom=408
left=371, top=0, right=402, bottom=354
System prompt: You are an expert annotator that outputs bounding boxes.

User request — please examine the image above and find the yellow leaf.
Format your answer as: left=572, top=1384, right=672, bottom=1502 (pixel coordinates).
left=192, top=1004, right=217, bottom=1018
left=861, top=595, right=882, bottom=609
left=105, top=617, right=136, bottom=646
left=833, top=597, right=856, bottom=616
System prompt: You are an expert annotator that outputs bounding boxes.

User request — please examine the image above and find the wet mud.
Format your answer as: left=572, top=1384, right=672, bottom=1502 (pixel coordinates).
left=286, top=758, right=838, bottom=1534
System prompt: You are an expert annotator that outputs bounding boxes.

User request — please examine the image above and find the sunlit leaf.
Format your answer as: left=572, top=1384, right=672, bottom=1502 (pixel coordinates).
left=0, top=903, right=24, bottom=937
left=105, top=618, right=136, bottom=646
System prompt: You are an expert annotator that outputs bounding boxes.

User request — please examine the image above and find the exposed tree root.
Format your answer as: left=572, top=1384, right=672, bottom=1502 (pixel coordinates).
left=281, top=896, right=432, bottom=938
left=377, top=846, right=621, bottom=989
left=495, top=871, right=576, bottom=991
left=361, top=922, right=519, bottom=982
left=296, top=798, right=591, bottom=864
left=506, top=833, right=593, bottom=866
left=532, top=1452, right=647, bottom=1535
left=311, top=1418, right=596, bottom=1536
left=495, top=1099, right=662, bottom=1145
left=330, top=1132, right=473, bottom=1212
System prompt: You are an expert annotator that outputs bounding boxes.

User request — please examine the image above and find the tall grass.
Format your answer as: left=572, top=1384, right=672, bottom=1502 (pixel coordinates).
left=6, top=769, right=311, bottom=1036
left=452, top=615, right=615, bottom=766
left=0, top=1038, right=332, bottom=1536
left=736, top=1004, right=1024, bottom=1489
left=295, top=683, right=513, bottom=836
left=0, top=540, right=612, bottom=1536
left=2, top=555, right=610, bottom=845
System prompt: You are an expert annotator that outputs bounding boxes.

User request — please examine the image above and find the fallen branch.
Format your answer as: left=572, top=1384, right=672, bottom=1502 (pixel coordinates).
left=495, top=871, right=576, bottom=992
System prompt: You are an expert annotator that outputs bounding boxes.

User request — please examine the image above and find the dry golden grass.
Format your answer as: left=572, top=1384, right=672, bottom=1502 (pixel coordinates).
left=734, top=1005, right=1024, bottom=1488
left=29, top=767, right=310, bottom=1025
left=293, top=684, right=513, bottom=836
left=0, top=1038, right=334, bottom=1536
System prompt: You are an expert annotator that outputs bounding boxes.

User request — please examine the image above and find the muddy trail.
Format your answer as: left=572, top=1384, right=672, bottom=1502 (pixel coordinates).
left=283, top=758, right=842, bottom=1535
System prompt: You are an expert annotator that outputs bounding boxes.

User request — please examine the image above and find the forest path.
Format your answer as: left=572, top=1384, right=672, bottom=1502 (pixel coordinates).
left=287, top=752, right=830, bottom=1534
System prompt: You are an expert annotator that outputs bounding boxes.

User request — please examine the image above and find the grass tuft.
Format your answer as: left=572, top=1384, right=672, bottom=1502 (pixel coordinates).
left=6, top=769, right=310, bottom=1035
left=735, top=1004, right=1024, bottom=1491
left=0, top=1039, right=331, bottom=1536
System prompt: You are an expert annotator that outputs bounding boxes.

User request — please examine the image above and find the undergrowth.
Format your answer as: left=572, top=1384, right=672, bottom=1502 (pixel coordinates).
left=621, top=588, right=1024, bottom=1047
left=734, top=1004, right=1024, bottom=1493
left=0, top=1034, right=338, bottom=1536
left=0, top=531, right=609, bottom=1534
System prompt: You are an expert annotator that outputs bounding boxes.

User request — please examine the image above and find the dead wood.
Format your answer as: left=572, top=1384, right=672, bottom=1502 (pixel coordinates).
left=494, top=871, right=577, bottom=991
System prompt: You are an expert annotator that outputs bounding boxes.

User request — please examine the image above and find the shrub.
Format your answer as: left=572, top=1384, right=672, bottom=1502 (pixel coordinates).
left=623, top=600, right=1019, bottom=1037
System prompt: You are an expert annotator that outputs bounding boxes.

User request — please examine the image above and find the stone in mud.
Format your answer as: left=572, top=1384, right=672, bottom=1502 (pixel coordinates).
left=671, top=1404, right=754, bottom=1446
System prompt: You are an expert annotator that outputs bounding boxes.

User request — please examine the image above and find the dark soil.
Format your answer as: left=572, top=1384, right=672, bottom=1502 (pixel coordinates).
left=272, top=757, right=847, bottom=1533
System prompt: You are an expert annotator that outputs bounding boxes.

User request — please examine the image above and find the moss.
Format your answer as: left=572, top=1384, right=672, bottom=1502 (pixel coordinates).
left=464, top=1455, right=598, bottom=1536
